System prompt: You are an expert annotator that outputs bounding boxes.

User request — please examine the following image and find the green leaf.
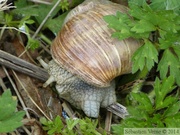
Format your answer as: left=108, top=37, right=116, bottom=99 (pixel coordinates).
left=0, top=91, right=16, bottom=120
left=27, top=37, right=40, bottom=50
left=164, top=113, right=180, bottom=127
left=172, top=45, right=180, bottom=61
left=128, top=0, right=146, bottom=5
left=127, top=106, right=149, bottom=120
left=131, top=92, right=153, bottom=112
left=157, top=49, right=180, bottom=85
left=0, top=90, right=25, bottom=133
left=156, top=96, right=177, bottom=110
left=157, top=14, right=179, bottom=33
left=163, top=101, right=180, bottom=117
left=45, top=11, right=69, bottom=35
left=104, top=12, right=135, bottom=40
left=13, top=1, right=39, bottom=17
left=128, top=3, right=145, bottom=19
left=132, top=45, right=145, bottom=72
left=150, top=0, right=167, bottom=10
left=59, top=0, right=69, bottom=12
left=131, top=20, right=156, bottom=33
left=112, top=124, right=124, bottom=135
left=13, top=0, right=61, bottom=24
left=150, top=114, right=165, bottom=127
left=159, top=33, right=179, bottom=50
left=0, top=111, right=25, bottom=133
left=40, top=117, right=49, bottom=126
left=40, top=116, right=64, bottom=135
left=154, top=76, right=176, bottom=110
left=132, top=40, right=158, bottom=73
left=66, top=119, right=79, bottom=130
left=5, top=13, right=13, bottom=26
left=104, top=13, right=130, bottom=31
left=150, top=0, right=180, bottom=12
left=54, top=115, right=63, bottom=129
left=78, top=118, right=100, bottom=135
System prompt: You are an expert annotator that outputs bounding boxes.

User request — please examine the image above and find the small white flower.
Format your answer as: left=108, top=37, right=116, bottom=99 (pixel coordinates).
left=19, top=24, right=26, bottom=33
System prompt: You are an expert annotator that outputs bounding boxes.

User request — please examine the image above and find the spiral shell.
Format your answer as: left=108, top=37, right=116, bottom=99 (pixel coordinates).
left=51, top=1, right=141, bottom=87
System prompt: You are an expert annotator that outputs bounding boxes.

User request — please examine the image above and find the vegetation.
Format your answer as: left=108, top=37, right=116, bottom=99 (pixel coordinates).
left=104, top=0, right=180, bottom=134
left=0, top=90, right=25, bottom=133
left=40, top=116, right=104, bottom=135
left=0, top=0, right=179, bottom=134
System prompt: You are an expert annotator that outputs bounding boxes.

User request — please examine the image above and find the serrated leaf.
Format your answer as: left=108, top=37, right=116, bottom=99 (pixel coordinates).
left=59, top=0, right=69, bottom=12
left=128, top=3, right=145, bottom=19
left=0, top=90, right=25, bottom=133
left=54, top=119, right=63, bottom=134
left=132, top=45, right=145, bottom=73
left=128, top=0, right=147, bottom=7
left=172, top=45, right=180, bottom=61
left=154, top=76, right=176, bottom=110
left=150, top=114, right=164, bottom=127
left=160, top=76, right=175, bottom=95
left=157, top=49, right=180, bottom=85
left=164, top=113, right=180, bottom=127
left=54, top=115, right=63, bottom=127
left=104, top=13, right=130, bottom=32
left=127, top=106, right=148, bottom=120
left=163, top=101, right=180, bottom=117
left=150, top=0, right=167, bottom=10
left=103, top=15, right=121, bottom=30
left=131, top=92, right=153, bottom=112
left=159, top=34, right=178, bottom=50
left=151, top=0, right=180, bottom=11
left=159, top=38, right=174, bottom=49
left=132, top=40, right=158, bottom=73
left=48, top=128, right=57, bottom=135
left=156, top=96, right=177, bottom=110
left=104, top=11, right=135, bottom=40
left=27, top=37, right=40, bottom=50
left=66, top=119, right=79, bottom=130
left=131, top=20, right=156, bottom=33
left=0, top=111, right=25, bottom=133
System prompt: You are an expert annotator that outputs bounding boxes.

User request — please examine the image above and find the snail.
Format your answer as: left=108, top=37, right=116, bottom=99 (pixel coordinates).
left=37, top=0, right=141, bottom=118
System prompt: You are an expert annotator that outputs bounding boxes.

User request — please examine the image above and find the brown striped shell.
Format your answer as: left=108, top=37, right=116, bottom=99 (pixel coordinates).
left=51, top=0, right=141, bottom=87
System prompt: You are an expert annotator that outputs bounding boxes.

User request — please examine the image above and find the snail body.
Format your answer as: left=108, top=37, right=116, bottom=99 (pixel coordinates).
left=38, top=0, right=141, bottom=117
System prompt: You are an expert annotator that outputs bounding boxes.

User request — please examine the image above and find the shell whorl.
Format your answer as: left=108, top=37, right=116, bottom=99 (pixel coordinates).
left=51, top=1, right=141, bottom=87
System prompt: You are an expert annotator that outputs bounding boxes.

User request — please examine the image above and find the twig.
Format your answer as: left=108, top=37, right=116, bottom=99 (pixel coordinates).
left=19, top=0, right=61, bottom=58
left=28, top=0, right=52, bottom=5
left=107, top=103, right=128, bottom=119
left=0, top=0, right=16, bottom=11
left=32, top=0, right=62, bottom=39
left=2, top=66, right=31, bottom=118
left=0, top=27, right=29, bottom=36
left=0, top=77, right=7, bottom=91
left=0, top=50, right=49, bottom=82
left=22, top=126, right=32, bottom=135
left=105, top=111, right=112, bottom=132
left=12, top=70, right=52, bottom=121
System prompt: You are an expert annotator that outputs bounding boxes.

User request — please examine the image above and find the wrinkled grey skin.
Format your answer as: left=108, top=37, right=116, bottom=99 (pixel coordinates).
left=47, top=60, right=116, bottom=118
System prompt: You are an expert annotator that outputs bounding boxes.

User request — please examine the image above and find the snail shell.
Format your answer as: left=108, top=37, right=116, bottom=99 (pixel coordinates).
left=51, top=0, right=141, bottom=87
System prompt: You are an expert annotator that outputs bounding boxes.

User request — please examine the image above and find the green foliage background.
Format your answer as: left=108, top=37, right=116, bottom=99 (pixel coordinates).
left=0, top=90, right=25, bottom=133
left=0, top=0, right=180, bottom=134
left=104, top=0, right=180, bottom=134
